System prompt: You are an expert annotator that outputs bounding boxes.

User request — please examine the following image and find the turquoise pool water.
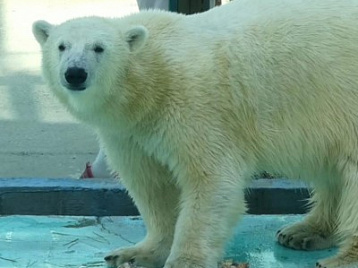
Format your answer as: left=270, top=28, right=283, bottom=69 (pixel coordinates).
left=0, top=215, right=334, bottom=268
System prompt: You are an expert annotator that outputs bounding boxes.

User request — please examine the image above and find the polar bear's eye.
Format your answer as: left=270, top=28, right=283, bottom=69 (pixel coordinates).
left=58, top=44, right=66, bottom=52
left=94, top=45, right=104, bottom=53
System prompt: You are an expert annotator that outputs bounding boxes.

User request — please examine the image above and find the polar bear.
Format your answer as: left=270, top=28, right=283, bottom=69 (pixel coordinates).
left=33, top=0, right=358, bottom=267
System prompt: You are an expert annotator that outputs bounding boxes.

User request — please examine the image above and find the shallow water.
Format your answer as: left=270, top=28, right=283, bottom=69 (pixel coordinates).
left=0, top=215, right=334, bottom=268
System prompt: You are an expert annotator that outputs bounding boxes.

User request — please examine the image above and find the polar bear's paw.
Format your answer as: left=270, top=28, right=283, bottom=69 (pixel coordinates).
left=276, top=222, right=334, bottom=251
left=164, top=258, right=207, bottom=268
left=105, top=244, right=168, bottom=268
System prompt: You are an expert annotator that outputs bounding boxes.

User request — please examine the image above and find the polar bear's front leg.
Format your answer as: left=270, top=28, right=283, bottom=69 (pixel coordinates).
left=315, top=157, right=358, bottom=268
left=104, top=147, right=180, bottom=268
left=164, top=166, right=248, bottom=268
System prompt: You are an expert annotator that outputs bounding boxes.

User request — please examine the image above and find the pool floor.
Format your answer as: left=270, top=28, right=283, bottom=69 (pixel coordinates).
left=0, top=215, right=335, bottom=268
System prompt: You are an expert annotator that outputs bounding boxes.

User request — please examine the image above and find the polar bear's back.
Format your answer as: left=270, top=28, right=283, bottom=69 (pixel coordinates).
left=185, top=0, right=358, bottom=174
left=112, top=0, right=358, bottom=177
left=186, top=0, right=358, bottom=33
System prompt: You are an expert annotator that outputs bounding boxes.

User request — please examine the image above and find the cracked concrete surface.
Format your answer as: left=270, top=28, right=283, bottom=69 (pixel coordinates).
left=0, top=215, right=335, bottom=268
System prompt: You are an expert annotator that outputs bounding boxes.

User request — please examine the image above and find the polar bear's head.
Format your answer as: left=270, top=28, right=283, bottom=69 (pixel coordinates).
left=32, top=17, right=148, bottom=123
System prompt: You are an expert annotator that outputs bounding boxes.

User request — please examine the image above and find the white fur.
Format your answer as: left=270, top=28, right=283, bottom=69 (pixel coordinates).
left=33, top=1, right=358, bottom=267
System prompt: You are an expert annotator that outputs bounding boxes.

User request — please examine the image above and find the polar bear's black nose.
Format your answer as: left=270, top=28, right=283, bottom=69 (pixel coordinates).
left=64, top=67, right=88, bottom=90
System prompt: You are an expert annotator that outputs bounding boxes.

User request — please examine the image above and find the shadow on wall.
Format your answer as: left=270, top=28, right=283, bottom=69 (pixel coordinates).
left=0, top=71, right=43, bottom=120
left=0, top=0, right=3, bottom=53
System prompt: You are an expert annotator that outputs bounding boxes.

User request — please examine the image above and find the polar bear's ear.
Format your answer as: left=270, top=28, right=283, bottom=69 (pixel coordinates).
left=32, top=20, right=54, bottom=46
left=125, top=25, right=148, bottom=52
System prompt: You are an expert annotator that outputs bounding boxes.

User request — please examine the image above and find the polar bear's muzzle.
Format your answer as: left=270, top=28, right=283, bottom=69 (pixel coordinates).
left=63, top=67, right=88, bottom=91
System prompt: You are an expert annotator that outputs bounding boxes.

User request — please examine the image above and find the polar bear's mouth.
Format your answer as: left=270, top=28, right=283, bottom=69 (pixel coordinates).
left=65, top=84, right=87, bottom=91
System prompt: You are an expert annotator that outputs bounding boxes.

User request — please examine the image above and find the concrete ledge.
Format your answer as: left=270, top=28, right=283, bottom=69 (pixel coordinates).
left=246, top=179, right=310, bottom=214
left=0, top=178, right=310, bottom=216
